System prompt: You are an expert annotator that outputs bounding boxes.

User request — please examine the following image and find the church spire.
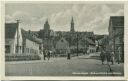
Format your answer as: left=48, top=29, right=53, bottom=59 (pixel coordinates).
left=71, top=17, right=74, bottom=23
left=70, top=17, right=75, bottom=32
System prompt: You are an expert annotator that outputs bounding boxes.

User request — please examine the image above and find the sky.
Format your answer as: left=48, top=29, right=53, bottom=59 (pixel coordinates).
left=2, top=80, right=125, bottom=81
left=5, top=3, right=124, bottom=35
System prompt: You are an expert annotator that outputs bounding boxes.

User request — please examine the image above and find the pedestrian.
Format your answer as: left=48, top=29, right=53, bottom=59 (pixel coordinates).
left=49, top=50, right=52, bottom=57
left=100, top=46, right=105, bottom=64
left=67, top=49, right=71, bottom=60
left=47, top=50, right=50, bottom=60
left=105, top=50, right=110, bottom=64
left=43, top=50, right=46, bottom=60
left=111, top=51, right=115, bottom=65
left=105, top=45, right=110, bottom=64
left=117, top=47, right=121, bottom=64
left=52, top=49, right=55, bottom=58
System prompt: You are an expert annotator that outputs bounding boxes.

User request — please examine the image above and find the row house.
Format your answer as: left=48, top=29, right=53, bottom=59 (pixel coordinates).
left=5, top=22, right=42, bottom=55
left=54, top=36, right=96, bottom=55
left=108, top=16, right=124, bottom=61
left=21, top=29, right=42, bottom=55
left=55, top=37, right=69, bottom=55
left=86, top=38, right=96, bottom=54
left=5, top=21, right=23, bottom=54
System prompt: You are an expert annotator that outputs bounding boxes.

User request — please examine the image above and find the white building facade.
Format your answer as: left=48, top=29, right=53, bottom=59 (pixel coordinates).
left=5, top=22, right=23, bottom=54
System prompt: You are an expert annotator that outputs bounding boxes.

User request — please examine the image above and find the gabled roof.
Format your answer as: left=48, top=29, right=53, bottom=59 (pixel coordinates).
left=80, top=37, right=95, bottom=45
left=58, top=37, right=68, bottom=44
left=86, top=38, right=95, bottom=45
left=5, top=23, right=18, bottom=39
left=52, top=36, right=61, bottom=46
left=21, top=29, right=42, bottom=44
left=110, top=16, right=124, bottom=27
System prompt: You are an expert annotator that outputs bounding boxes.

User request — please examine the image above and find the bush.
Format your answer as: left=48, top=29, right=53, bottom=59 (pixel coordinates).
left=5, top=54, right=41, bottom=61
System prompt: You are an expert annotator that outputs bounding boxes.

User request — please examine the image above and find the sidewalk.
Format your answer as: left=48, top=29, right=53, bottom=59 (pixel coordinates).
left=77, top=52, right=100, bottom=59
left=109, top=62, right=124, bottom=75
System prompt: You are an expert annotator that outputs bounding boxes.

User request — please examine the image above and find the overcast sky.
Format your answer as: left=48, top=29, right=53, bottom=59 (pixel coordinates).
left=2, top=80, right=125, bottom=81
left=5, top=3, right=124, bottom=35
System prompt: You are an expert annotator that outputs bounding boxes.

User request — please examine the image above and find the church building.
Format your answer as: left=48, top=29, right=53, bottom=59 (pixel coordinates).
left=36, top=17, right=95, bottom=55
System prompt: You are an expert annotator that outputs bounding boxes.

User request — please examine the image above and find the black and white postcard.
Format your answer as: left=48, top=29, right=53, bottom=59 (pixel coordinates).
left=1, top=1, right=126, bottom=78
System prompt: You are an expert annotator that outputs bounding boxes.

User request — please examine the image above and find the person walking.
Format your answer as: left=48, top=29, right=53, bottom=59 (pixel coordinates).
left=43, top=50, right=46, bottom=60
left=67, top=49, right=71, bottom=60
left=117, top=47, right=121, bottom=64
left=111, top=51, right=115, bottom=65
left=105, top=45, right=112, bottom=64
left=106, top=51, right=111, bottom=64
left=52, top=49, right=55, bottom=58
left=47, top=50, right=50, bottom=60
left=100, top=46, right=105, bottom=64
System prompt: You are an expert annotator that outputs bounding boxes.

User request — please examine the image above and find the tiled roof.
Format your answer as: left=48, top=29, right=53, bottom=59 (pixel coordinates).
left=5, top=23, right=18, bottom=39
left=110, top=16, right=124, bottom=27
left=81, top=37, right=95, bottom=45
left=21, top=29, right=42, bottom=44
left=86, top=38, right=95, bottom=45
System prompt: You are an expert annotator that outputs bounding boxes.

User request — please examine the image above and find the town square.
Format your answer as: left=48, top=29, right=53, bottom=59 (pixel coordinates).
left=5, top=3, right=124, bottom=76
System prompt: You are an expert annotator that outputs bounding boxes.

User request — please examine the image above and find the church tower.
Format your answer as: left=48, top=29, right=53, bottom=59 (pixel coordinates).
left=70, top=17, right=75, bottom=32
left=44, top=19, right=50, bottom=38
left=43, top=19, right=51, bottom=50
left=44, top=19, right=50, bottom=31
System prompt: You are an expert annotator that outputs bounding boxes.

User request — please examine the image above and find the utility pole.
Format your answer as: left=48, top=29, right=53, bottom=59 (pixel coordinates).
left=16, top=19, right=20, bottom=53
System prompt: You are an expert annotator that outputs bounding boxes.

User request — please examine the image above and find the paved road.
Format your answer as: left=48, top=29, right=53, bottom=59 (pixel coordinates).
left=5, top=55, right=124, bottom=76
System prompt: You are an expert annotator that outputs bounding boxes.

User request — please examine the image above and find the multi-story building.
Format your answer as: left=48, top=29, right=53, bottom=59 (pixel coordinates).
left=38, top=20, right=54, bottom=50
left=5, top=21, right=42, bottom=55
left=21, top=29, right=42, bottom=55
left=55, top=37, right=69, bottom=55
left=5, top=21, right=23, bottom=54
left=108, top=16, right=124, bottom=62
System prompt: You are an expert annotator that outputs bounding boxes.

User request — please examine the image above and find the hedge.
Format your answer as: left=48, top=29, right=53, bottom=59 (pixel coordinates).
left=5, top=54, right=41, bottom=61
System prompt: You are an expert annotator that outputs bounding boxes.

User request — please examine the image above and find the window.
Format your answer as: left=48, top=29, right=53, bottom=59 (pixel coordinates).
left=30, top=49, right=31, bottom=53
left=26, top=48, right=28, bottom=53
left=28, top=48, right=30, bottom=53
left=15, top=46, right=18, bottom=53
left=5, top=45, right=10, bottom=53
left=28, top=48, right=29, bottom=53
left=22, top=47, right=24, bottom=53
left=31, top=49, right=33, bottom=53
left=20, top=46, right=22, bottom=52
